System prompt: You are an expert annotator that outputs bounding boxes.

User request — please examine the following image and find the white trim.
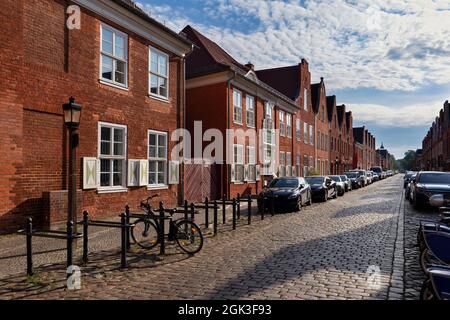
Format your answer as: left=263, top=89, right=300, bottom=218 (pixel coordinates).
left=97, top=122, right=128, bottom=192
left=149, top=46, right=170, bottom=100
left=148, top=129, right=168, bottom=188
left=245, top=95, right=255, bottom=128
left=233, top=89, right=243, bottom=125
left=99, top=79, right=129, bottom=91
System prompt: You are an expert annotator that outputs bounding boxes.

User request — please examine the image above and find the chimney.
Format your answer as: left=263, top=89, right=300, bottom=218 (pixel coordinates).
left=245, top=62, right=254, bottom=71
left=320, top=77, right=324, bottom=83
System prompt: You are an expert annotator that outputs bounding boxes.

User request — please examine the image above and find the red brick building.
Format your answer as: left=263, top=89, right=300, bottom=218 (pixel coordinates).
left=327, top=96, right=341, bottom=174
left=0, top=0, right=192, bottom=232
left=182, top=26, right=300, bottom=200
left=311, top=78, right=330, bottom=175
left=336, top=105, right=353, bottom=173
left=353, top=127, right=376, bottom=170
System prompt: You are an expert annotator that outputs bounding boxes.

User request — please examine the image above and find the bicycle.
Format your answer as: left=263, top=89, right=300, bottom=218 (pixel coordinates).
left=130, top=194, right=204, bottom=255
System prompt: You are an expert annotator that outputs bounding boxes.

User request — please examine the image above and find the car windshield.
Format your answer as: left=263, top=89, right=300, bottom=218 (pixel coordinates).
left=268, top=179, right=299, bottom=188
left=404, top=173, right=414, bottom=179
left=340, top=176, right=348, bottom=181
left=371, top=167, right=382, bottom=173
left=418, top=173, right=450, bottom=184
left=330, top=176, right=341, bottom=182
left=344, top=172, right=358, bottom=178
left=306, top=177, right=324, bottom=184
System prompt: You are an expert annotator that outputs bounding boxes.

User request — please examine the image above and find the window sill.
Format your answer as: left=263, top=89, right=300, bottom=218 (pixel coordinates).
left=148, top=94, right=170, bottom=104
left=147, top=185, right=169, bottom=190
left=99, top=79, right=129, bottom=91
left=233, top=121, right=243, bottom=126
left=97, top=188, right=128, bottom=194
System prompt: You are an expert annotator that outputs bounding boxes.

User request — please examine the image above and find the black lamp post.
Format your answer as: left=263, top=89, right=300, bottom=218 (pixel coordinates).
left=63, top=97, right=81, bottom=253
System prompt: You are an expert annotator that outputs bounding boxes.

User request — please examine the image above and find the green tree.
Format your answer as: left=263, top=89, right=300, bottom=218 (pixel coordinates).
left=398, top=150, right=416, bottom=171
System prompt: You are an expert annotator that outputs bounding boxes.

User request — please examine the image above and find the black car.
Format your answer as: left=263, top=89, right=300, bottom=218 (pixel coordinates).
left=404, top=171, right=416, bottom=188
left=257, top=177, right=312, bottom=212
left=410, top=171, right=450, bottom=209
left=344, top=171, right=364, bottom=189
left=305, top=176, right=337, bottom=202
left=350, top=170, right=367, bottom=187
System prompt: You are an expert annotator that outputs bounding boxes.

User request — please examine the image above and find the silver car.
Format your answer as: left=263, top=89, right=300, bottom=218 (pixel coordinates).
left=340, top=175, right=352, bottom=192
left=330, top=175, right=346, bottom=196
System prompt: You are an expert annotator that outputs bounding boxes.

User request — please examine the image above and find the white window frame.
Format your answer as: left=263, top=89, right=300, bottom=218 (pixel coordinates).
left=286, top=114, right=292, bottom=138
left=296, top=118, right=301, bottom=141
left=148, top=130, right=168, bottom=189
left=247, top=146, right=256, bottom=182
left=303, top=122, right=308, bottom=144
left=279, top=111, right=286, bottom=137
left=149, top=46, right=169, bottom=100
left=304, top=88, right=308, bottom=111
left=286, top=152, right=292, bottom=166
left=309, top=125, right=314, bottom=145
left=246, top=95, right=255, bottom=128
left=233, top=144, right=244, bottom=182
left=98, top=122, right=128, bottom=192
left=100, top=23, right=128, bottom=88
left=233, top=89, right=243, bottom=124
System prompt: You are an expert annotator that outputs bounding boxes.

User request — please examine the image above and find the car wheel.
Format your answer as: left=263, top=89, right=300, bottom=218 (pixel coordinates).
left=413, top=195, right=422, bottom=210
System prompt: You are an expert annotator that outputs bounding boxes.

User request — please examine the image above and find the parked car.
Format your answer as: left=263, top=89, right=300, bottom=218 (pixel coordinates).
left=371, top=171, right=380, bottom=182
left=330, top=176, right=346, bottom=196
left=305, top=176, right=337, bottom=202
left=404, top=171, right=416, bottom=188
left=257, top=177, right=312, bottom=212
left=340, top=175, right=352, bottom=192
left=387, top=170, right=394, bottom=177
left=344, top=171, right=364, bottom=189
left=405, top=173, right=417, bottom=201
left=370, top=166, right=384, bottom=180
left=366, top=171, right=373, bottom=185
left=410, top=171, right=450, bottom=209
left=349, top=170, right=367, bottom=187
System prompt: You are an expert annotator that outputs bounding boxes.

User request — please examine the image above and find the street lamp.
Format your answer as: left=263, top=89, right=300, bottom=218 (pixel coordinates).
left=63, top=97, right=82, bottom=258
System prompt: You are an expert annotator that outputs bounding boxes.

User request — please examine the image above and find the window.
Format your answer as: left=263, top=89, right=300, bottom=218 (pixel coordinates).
left=233, top=144, right=244, bottom=182
left=309, top=125, right=314, bottom=145
left=286, top=152, right=292, bottom=166
left=246, top=95, right=255, bottom=127
left=296, top=155, right=301, bottom=177
left=296, top=119, right=301, bottom=141
left=279, top=111, right=285, bottom=136
left=318, top=130, right=321, bottom=149
left=149, top=47, right=169, bottom=99
left=100, top=24, right=128, bottom=87
left=286, top=114, right=292, bottom=138
left=303, top=122, right=308, bottom=144
left=304, top=89, right=308, bottom=111
left=247, top=146, right=256, bottom=182
left=279, top=151, right=286, bottom=177
left=233, top=89, right=243, bottom=124
left=148, top=130, right=168, bottom=187
left=99, top=122, right=127, bottom=190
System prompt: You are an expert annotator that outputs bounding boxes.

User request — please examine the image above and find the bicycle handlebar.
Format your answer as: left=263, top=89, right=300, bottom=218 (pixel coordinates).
left=140, top=194, right=160, bottom=208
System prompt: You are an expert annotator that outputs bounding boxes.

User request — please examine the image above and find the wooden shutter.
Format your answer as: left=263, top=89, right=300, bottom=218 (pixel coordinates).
left=83, top=157, right=98, bottom=190
left=256, top=165, right=261, bottom=181
left=244, top=164, right=249, bottom=182
left=168, top=161, right=180, bottom=185
left=230, top=164, right=236, bottom=183
left=139, top=160, right=149, bottom=186
left=127, top=160, right=140, bottom=187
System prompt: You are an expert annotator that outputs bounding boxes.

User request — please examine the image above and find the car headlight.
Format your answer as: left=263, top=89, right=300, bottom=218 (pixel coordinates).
left=430, top=194, right=444, bottom=207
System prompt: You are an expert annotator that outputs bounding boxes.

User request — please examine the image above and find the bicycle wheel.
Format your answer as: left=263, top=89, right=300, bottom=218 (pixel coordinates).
left=175, top=220, right=204, bottom=254
left=131, top=218, right=159, bottom=249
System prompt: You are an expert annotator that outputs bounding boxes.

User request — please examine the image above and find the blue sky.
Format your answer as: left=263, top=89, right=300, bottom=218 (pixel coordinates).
left=137, top=0, right=450, bottom=159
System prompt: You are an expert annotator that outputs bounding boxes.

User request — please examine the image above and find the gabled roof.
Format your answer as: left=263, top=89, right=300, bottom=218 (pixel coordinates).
left=345, top=112, right=352, bottom=134
left=326, top=96, right=336, bottom=123
left=336, top=104, right=346, bottom=128
left=311, top=78, right=325, bottom=114
left=256, top=65, right=300, bottom=101
left=182, top=25, right=250, bottom=78
left=112, top=0, right=192, bottom=46
left=353, top=127, right=365, bottom=144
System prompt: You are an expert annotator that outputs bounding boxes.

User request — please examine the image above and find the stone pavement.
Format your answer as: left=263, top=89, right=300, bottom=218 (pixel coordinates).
left=0, top=175, right=417, bottom=300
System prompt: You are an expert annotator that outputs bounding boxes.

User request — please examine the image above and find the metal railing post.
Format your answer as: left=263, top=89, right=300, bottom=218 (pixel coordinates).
left=213, top=200, right=218, bottom=236
left=26, top=218, right=33, bottom=277
left=237, top=193, right=241, bottom=219
left=232, top=198, right=236, bottom=230
left=222, top=194, right=226, bottom=224
left=248, top=195, right=252, bottom=225
left=190, top=203, right=195, bottom=222
left=159, top=202, right=165, bottom=255
left=82, top=211, right=89, bottom=265
left=125, top=205, right=131, bottom=250
left=67, top=220, right=74, bottom=277
left=204, top=197, right=209, bottom=229
left=184, top=200, right=188, bottom=223
left=120, top=213, right=127, bottom=268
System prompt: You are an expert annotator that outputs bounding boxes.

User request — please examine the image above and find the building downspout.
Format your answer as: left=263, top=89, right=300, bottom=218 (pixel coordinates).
left=225, top=71, right=237, bottom=199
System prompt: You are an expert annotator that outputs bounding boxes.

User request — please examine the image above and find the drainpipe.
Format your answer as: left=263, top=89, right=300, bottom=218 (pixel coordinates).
left=226, top=71, right=237, bottom=199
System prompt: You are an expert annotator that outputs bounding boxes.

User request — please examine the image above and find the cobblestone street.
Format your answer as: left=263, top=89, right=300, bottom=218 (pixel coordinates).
left=0, top=175, right=423, bottom=300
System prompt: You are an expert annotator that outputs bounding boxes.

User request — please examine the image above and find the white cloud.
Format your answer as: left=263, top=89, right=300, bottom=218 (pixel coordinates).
left=345, top=100, right=445, bottom=128
left=138, top=0, right=450, bottom=92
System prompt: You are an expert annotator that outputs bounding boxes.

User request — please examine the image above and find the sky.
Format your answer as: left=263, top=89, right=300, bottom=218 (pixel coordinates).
left=136, top=0, right=450, bottom=159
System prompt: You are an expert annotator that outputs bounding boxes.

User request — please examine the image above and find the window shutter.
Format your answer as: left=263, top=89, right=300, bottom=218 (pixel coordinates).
left=168, top=161, right=180, bottom=185
left=83, top=157, right=98, bottom=190
left=256, top=165, right=261, bottom=181
left=127, top=160, right=140, bottom=187
left=292, top=166, right=297, bottom=177
left=244, top=164, right=249, bottom=182
left=139, top=160, right=149, bottom=186
left=230, top=164, right=236, bottom=183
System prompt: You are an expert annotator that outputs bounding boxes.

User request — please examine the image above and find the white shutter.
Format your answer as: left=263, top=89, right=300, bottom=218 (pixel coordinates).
left=256, top=165, right=261, bottom=181
left=139, top=160, right=149, bottom=186
left=230, top=164, right=236, bottom=183
left=127, top=160, right=140, bottom=187
left=168, top=160, right=179, bottom=185
left=292, top=166, right=297, bottom=177
left=244, top=164, right=249, bottom=181
left=83, top=157, right=98, bottom=189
